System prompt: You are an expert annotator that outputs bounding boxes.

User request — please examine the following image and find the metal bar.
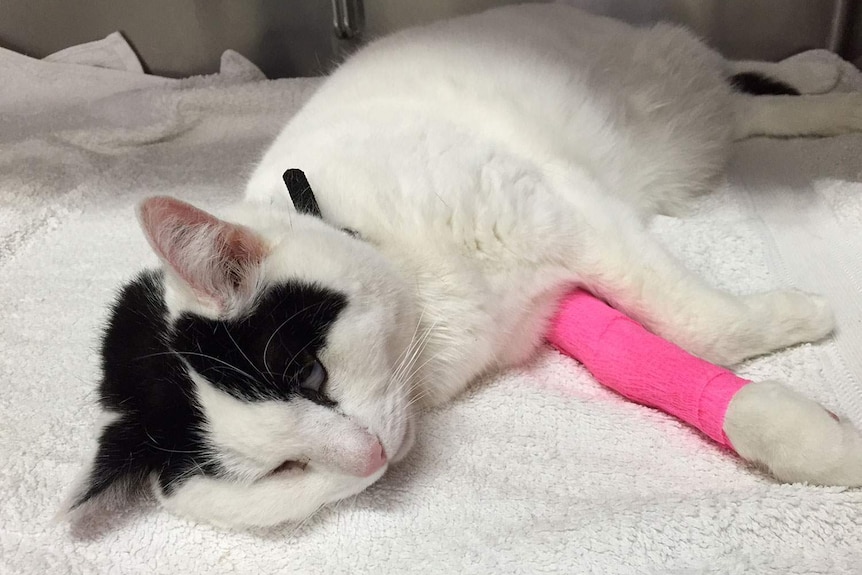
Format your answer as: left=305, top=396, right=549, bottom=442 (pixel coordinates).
left=828, top=0, right=854, bottom=54
left=331, top=0, right=365, bottom=40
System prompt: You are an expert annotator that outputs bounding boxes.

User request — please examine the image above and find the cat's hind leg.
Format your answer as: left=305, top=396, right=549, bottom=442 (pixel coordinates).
left=726, top=55, right=862, bottom=139
left=733, top=93, right=862, bottom=139
left=549, top=290, right=862, bottom=486
left=566, top=203, right=834, bottom=366
left=563, top=208, right=861, bottom=486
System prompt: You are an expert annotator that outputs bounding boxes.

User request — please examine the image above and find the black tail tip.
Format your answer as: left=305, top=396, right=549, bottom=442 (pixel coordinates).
left=730, top=72, right=800, bottom=96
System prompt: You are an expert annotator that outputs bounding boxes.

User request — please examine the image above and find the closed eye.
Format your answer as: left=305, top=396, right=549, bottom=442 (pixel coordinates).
left=270, top=460, right=308, bottom=475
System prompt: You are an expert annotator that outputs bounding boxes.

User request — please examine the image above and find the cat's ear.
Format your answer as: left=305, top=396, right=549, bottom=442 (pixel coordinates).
left=62, top=414, right=151, bottom=518
left=137, top=196, right=269, bottom=313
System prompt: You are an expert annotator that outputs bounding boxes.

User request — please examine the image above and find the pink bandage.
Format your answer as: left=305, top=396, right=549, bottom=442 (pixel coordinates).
left=547, top=290, right=750, bottom=449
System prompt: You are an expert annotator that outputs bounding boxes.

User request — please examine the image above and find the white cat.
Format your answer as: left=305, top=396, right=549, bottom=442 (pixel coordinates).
left=68, top=3, right=862, bottom=529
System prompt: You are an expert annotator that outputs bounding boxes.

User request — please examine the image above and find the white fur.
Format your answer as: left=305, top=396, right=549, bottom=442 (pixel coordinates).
left=734, top=93, right=862, bottom=139
left=725, top=381, right=862, bottom=486
left=58, top=411, right=123, bottom=523
left=148, top=206, right=416, bottom=528
left=157, top=369, right=389, bottom=529
left=190, top=368, right=386, bottom=479
left=729, top=59, right=840, bottom=95
left=142, top=4, right=862, bottom=527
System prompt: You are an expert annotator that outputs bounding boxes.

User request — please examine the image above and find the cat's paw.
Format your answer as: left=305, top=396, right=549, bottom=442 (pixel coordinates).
left=744, top=289, right=835, bottom=353
left=724, top=380, right=862, bottom=487
left=682, top=290, right=834, bottom=366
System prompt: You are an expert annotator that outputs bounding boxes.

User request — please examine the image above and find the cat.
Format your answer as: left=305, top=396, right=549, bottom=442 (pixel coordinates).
left=67, top=3, right=862, bottom=529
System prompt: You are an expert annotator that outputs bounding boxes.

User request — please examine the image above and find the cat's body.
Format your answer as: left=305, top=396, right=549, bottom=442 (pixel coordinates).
left=69, top=4, right=862, bottom=529
left=245, top=4, right=734, bottom=407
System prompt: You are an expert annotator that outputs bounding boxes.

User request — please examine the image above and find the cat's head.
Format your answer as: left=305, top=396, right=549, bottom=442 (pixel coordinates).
left=66, top=192, right=418, bottom=529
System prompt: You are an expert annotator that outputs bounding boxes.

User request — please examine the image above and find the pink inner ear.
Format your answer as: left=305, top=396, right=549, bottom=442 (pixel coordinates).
left=137, top=196, right=268, bottom=307
left=223, top=226, right=268, bottom=271
left=145, top=196, right=217, bottom=230
left=137, top=196, right=220, bottom=275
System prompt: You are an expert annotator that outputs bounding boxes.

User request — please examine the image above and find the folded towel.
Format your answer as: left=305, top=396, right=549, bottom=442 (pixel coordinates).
left=44, top=32, right=145, bottom=74
left=1, top=34, right=860, bottom=575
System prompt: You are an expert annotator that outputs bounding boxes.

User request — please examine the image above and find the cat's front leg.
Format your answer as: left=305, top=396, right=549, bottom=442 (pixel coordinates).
left=567, top=204, right=834, bottom=365
left=725, top=380, right=862, bottom=486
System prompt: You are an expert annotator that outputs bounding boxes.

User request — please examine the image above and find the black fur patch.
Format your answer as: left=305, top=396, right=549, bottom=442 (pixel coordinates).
left=171, top=283, right=346, bottom=404
left=283, top=168, right=322, bottom=218
left=74, top=270, right=214, bottom=506
left=730, top=72, right=800, bottom=96
left=74, top=272, right=347, bottom=507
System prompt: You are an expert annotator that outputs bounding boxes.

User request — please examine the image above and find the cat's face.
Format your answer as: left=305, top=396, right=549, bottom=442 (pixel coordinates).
left=67, top=196, right=418, bottom=529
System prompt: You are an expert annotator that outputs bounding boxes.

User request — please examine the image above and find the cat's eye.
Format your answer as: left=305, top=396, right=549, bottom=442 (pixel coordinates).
left=298, top=359, right=326, bottom=393
left=270, top=460, right=308, bottom=475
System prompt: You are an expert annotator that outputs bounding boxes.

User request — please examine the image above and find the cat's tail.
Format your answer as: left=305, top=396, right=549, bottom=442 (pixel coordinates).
left=729, top=72, right=800, bottom=96
left=728, top=59, right=840, bottom=96
left=728, top=62, right=862, bottom=140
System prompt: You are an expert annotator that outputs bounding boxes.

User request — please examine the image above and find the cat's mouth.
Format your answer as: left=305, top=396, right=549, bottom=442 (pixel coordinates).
left=265, top=419, right=413, bottom=478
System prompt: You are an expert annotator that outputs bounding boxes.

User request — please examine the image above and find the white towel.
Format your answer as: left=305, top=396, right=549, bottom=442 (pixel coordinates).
left=1, top=34, right=861, bottom=575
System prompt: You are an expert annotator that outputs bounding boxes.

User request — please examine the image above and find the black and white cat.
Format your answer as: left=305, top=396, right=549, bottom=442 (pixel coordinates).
left=68, top=4, right=862, bottom=529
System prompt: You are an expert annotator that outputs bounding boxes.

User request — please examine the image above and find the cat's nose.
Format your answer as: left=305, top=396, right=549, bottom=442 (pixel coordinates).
left=360, top=442, right=387, bottom=477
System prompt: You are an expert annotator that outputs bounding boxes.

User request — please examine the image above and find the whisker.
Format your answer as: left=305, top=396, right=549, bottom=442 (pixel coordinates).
left=394, top=306, right=427, bottom=368
left=136, top=350, right=264, bottom=387
left=397, top=323, right=440, bottom=403
left=391, top=318, right=439, bottom=396
left=289, top=503, right=325, bottom=537
left=143, top=429, right=201, bottom=455
left=261, top=301, right=329, bottom=377
left=281, top=337, right=318, bottom=382
left=223, top=324, right=269, bottom=383
left=397, top=334, right=441, bottom=393
left=388, top=307, right=428, bottom=387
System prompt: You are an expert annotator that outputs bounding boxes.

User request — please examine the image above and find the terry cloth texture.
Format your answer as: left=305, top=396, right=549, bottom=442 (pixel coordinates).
left=1, top=34, right=861, bottom=575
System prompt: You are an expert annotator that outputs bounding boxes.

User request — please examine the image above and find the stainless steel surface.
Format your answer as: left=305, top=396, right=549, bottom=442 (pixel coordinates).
left=0, top=0, right=341, bottom=78
left=365, top=0, right=847, bottom=62
left=843, top=0, right=862, bottom=67
left=829, top=0, right=853, bottom=52
left=332, top=0, right=366, bottom=40
left=1, top=0, right=859, bottom=78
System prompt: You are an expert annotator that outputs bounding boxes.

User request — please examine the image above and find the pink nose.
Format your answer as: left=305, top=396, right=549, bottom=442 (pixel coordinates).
left=360, top=442, right=388, bottom=477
